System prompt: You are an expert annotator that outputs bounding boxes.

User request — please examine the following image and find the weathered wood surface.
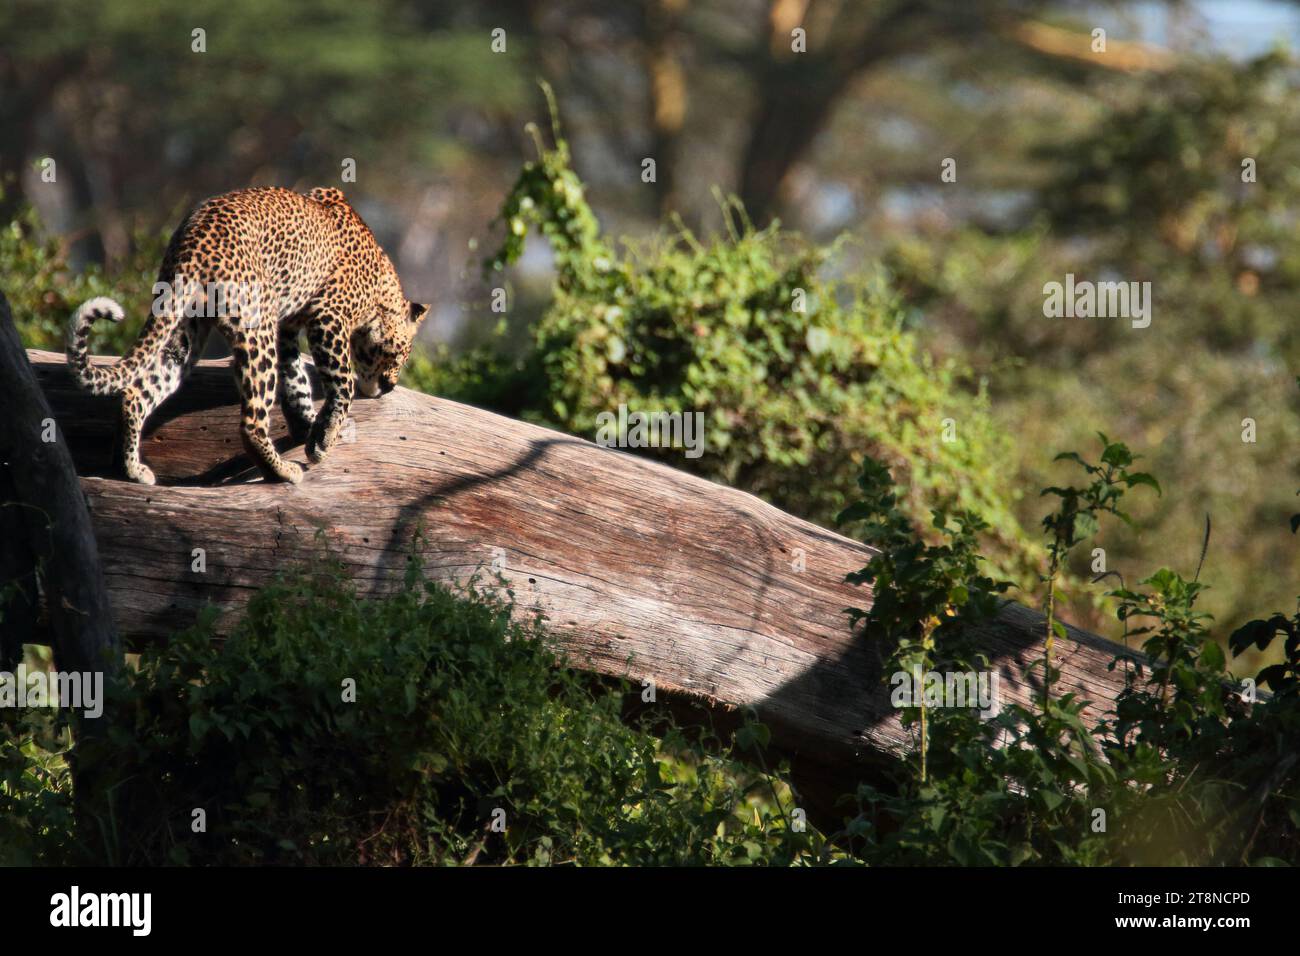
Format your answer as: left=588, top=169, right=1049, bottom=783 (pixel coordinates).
left=0, top=301, right=119, bottom=674
left=26, top=346, right=1136, bottom=812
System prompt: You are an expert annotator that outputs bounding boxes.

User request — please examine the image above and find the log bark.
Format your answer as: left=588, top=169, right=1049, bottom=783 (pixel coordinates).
left=25, top=345, right=1137, bottom=819
left=0, top=301, right=119, bottom=675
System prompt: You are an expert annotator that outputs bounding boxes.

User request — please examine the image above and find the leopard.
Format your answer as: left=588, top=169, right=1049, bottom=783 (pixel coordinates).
left=66, top=186, right=429, bottom=485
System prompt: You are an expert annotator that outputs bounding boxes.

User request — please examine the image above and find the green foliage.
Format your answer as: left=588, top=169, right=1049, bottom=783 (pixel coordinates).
left=1041, top=436, right=1161, bottom=552
left=1228, top=450, right=1300, bottom=699
left=838, top=442, right=1299, bottom=866
left=401, top=338, right=548, bottom=419
left=838, top=457, right=1011, bottom=782
left=845, top=699, right=1120, bottom=866
left=1111, top=568, right=1225, bottom=746
left=841, top=457, right=1013, bottom=645
left=1038, top=436, right=1160, bottom=702
left=838, top=449, right=1120, bottom=864
left=0, top=708, right=76, bottom=866
left=1231, top=606, right=1300, bottom=697
left=2, top=558, right=820, bottom=866
left=457, top=98, right=1040, bottom=581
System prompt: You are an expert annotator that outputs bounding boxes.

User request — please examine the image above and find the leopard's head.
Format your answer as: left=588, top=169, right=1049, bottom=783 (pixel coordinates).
left=354, top=300, right=429, bottom=397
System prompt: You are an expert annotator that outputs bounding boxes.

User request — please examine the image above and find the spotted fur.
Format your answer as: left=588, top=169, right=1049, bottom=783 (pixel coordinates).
left=67, top=186, right=429, bottom=484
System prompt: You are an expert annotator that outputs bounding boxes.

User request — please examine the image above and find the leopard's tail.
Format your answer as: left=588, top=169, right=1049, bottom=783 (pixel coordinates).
left=66, top=297, right=132, bottom=394
left=67, top=295, right=184, bottom=396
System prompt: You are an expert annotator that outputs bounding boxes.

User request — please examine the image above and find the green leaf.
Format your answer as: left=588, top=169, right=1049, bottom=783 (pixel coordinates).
left=1100, top=441, right=1134, bottom=468
left=1122, top=472, right=1162, bottom=496
left=1198, top=640, right=1225, bottom=672
left=1053, top=451, right=1086, bottom=466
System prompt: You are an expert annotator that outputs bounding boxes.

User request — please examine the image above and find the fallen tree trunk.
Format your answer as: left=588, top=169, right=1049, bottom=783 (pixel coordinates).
left=27, top=346, right=1137, bottom=820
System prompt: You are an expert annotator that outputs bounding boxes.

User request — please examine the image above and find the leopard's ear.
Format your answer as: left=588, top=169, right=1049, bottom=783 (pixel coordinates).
left=408, top=301, right=430, bottom=324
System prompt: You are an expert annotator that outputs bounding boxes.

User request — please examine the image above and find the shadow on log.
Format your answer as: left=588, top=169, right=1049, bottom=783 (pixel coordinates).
left=26, top=346, right=1137, bottom=823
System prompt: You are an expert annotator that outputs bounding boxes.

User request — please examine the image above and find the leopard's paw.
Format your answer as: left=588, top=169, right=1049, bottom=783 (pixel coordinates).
left=306, top=432, right=331, bottom=464
left=127, top=464, right=156, bottom=486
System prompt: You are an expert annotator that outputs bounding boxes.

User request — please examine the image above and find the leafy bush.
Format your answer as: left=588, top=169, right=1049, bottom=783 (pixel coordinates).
left=0, top=705, right=76, bottom=866
left=3, top=558, right=820, bottom=866
left=838, top=438, right=1300, bottom=865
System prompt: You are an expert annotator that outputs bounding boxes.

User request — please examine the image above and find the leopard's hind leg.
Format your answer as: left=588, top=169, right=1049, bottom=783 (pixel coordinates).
left=119, top=316, right=212, bottom=485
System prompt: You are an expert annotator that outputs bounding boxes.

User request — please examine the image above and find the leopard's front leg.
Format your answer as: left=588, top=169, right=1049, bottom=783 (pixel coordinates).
left=232, top=326, right=303, bottom=484
left=305, top=317, right=354, bottom=465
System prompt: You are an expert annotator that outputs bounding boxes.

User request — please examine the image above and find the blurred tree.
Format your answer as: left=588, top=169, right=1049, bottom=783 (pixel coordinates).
left=0, top=0, right=532, bottom=261
left=1, top=0, right=1175, bottom=248
left=883, top=50, right=1300, bottom=640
